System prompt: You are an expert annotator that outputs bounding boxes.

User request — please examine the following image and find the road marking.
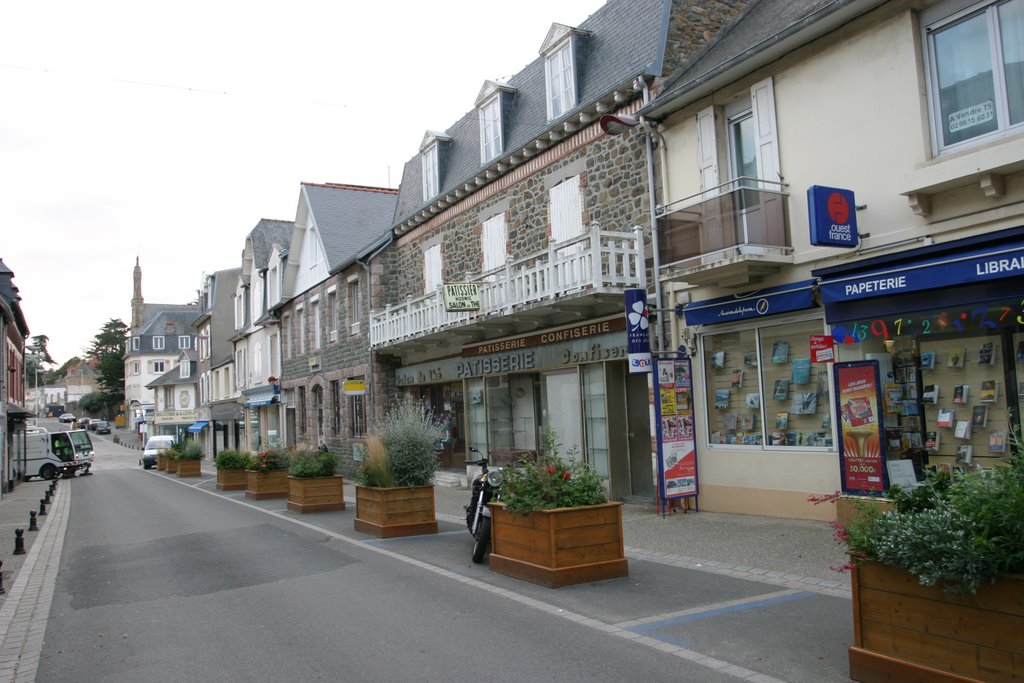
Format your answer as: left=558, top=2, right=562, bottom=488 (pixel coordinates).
left=155, top=473, right=791, bottom=682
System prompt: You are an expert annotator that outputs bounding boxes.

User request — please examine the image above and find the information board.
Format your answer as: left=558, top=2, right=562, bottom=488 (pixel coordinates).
left=654, top=355, right=699, bottom=506
left=834, top=360, right=889, bottom=495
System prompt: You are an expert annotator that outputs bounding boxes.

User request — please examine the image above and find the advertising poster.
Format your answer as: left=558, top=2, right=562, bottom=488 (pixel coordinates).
left=833, top=361, right=889, bottom=495
left=654, top=356, right=698, bottom=503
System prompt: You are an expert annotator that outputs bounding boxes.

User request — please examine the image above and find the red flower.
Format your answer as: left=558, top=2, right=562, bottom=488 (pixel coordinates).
left=546, top=465, right=557, bottom=475
left=562, top=471, right=571, bottom=479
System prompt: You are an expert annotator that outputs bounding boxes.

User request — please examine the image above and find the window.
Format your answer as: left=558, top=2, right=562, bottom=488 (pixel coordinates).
left=424, top=244, right=442, bottom=293
left=312, top=300, right=321, bottom=350
left=153, top=361, right=165, bottom=374
left=132, top=361, right=140, bottom=375
left=350, top=379, right=367, bottom=437
left=545, top=40, right=576, bottom=120
left=348, top=278, right=362, bottom=335
left=422, top=143, right=439, bottom=201
left=331, top=380, right=341, bottom=435
left=298, top=306, right=306, bottom=354
left=236, top=349, right=246, bottom=388
left=312, top=385, right=324, bottom=439
left=702, top=318, right=833, bottom=449
left=925, top=0, right=1024, bottom=151
left=268, top=333, right=279, bottom=378
left=549, top=176, right=583, bottom=245
left=268, top=265, right=279, bottom=304
left=253, top=342, right=262, bottom=378
left=179, top=362, right=189, bottom=379
left=327, top=290, right=337, bottom=340
left=695, top=77, right=780, bottom=194
left=153, top=336, right=165, bottom=350
left=282, top=314, right=291, bottom=359
left=298, top=386, right=307, bottom=435
left=479, top=96, right=503, bottom=162
left=481, top=213, right=507, bottom=273
left=178, top=335, right=191, bottom=349
left=132, top=337, right=140, bottom=351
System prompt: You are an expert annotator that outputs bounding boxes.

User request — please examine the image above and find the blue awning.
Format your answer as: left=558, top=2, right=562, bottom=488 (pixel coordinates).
left=681, top=279, right=817, bottom=326
left=818, top=241, right=1024, bottom=305
left=187, top=421, right=209, bottom=433
left=245, top=397, right=279, bottom=407
left=242, top=383, right=280, bottom=408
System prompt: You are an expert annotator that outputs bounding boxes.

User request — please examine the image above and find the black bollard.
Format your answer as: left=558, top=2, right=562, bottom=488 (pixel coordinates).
left=38, top=499, right=47, bottom=517
left=28, top=511, right=38, bottom=532
left=44, top=490, right=51, bottom=504
left=0, top=560, right=5, bottom=595
left=13, top=529, right=25, bottom=556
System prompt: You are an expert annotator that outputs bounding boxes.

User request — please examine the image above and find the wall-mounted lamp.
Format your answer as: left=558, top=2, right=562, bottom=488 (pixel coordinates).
left=599, top=114, right=641, bottom=136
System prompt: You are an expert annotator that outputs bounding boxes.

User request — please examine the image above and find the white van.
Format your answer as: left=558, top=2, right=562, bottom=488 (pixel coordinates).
left=23, top=428, right=81, bottom=480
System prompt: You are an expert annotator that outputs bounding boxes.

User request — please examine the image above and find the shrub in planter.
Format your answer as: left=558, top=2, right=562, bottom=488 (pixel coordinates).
left=175, top=441, right=203, bottom=477
left=289, top=450, right=339, bottom=478
left=288, top=449, right=344, bottom=513
left=362, top=399, right=442, bottom=487
left=248, top=449, right=289, bottom=473
left=215, top=450, right=251, bottom=490
left=502, top=426, right=607, bottom=516
left=245, top=449, right=290, bottom=499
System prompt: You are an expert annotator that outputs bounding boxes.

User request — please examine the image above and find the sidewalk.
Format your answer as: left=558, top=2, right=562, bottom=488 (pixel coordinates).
left=0, top=478, right=66, bottom=602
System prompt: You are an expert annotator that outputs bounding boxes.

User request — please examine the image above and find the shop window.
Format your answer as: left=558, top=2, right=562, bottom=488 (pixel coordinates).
left=331, top=380, right=341, bottom=435
left=580, top=365, right=609, bottom=478
left=704, top=318, right=833, bottom=448
left=833, top=298, right=1024, bottom=474
left=350, top=387, right=366, bottom=438
left=925, top=0, right=1024, bottom=152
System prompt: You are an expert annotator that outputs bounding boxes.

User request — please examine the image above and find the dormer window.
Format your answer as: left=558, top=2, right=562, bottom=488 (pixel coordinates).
left=541, top=24, right=587, bottom=121
left=420, top=130, right=451, bottom=203
left=422, top=143, right=438, bottom=200
left=476, top=81, right=516, bottom=164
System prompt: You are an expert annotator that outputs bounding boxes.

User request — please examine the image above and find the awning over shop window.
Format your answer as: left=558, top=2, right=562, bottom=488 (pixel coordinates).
left=681, top=279, right=817, bottom=326
left=242, top=384, right=280, bottom=408
left=187, top=421, right=209, bottom=433
left=814, top=229, right=1024, bottom=323
left=245, top=396, right=279, bottom=407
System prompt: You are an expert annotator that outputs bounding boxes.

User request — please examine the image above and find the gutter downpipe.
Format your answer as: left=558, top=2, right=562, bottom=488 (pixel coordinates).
left=357, top=233, right=395, bottom=422
left=642, top=81, right=665, bottom=354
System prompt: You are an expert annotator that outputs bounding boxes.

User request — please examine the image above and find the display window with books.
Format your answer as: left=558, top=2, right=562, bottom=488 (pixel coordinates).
left=831, top=299, right=1024, bottom=476
left=703, top=318, right=834, bottom=449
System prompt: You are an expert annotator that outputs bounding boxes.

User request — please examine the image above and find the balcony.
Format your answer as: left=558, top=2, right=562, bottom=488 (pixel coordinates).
left=370, top=224, right=646, bottom=352
left=657, top=178, right=792, bottom=288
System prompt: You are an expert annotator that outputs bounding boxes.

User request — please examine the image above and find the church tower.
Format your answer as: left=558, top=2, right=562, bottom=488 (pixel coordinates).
left=131, top=257, right=143, bottom=333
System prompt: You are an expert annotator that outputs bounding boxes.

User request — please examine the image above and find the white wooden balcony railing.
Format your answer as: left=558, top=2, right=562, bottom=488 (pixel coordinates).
left=370, top=224, right=646, bottom=348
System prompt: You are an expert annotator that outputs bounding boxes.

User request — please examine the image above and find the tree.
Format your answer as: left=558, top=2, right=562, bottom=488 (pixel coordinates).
left=87, top=318, right=127, bottom=404
left=29, top=334, right=55, bottom=364
left=78, top=392, right=109, bottom=416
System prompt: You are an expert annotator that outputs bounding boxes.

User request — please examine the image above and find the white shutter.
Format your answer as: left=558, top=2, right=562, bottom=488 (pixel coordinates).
left=696, top=106, right=719, bottom=197
left=423, top=244, right=442, bottom=293
left=549, top=175, right=583, bottom=244
left=482, top=213, right=507, bottom=272
left=751, top=77, right=780, bottom=189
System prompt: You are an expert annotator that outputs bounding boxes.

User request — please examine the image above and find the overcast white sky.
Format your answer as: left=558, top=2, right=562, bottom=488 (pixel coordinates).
left=1, top=0, right=605, bottom=366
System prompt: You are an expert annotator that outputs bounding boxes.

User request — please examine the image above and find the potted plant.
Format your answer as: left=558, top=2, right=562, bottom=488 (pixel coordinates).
left=214, top=450, right=251, bottom=490
left=175, top=441, right=204, bottom=477
left=162, top=441, right=184, bottom=474
left=244, top=449, right=290, bottom=499
left=488, top=426, right=628, bottom=588
left=287, top=449, right=344, bottom=513
left=842, top=442, right=1024, bottom=683
left=354, top=400, right=442, bottom=538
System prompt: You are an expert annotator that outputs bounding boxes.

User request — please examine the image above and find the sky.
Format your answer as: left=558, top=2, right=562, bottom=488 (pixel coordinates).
left=1, top=0, right=605, bottom=366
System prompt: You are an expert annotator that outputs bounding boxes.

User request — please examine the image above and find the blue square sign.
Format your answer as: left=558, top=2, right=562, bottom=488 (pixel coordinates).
left=808, top=185, right=859, bottom=248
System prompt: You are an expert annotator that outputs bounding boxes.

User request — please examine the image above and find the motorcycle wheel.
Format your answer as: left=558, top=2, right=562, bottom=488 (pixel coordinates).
left=471, top=517, right=491, bottom=564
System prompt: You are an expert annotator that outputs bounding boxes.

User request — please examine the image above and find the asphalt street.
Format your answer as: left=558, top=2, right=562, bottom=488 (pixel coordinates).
left=0, top=422, right=855, bottom=682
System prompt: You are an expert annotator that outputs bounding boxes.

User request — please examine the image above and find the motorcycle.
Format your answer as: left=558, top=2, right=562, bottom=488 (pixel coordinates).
left=465, top=446, right=503, bottom=563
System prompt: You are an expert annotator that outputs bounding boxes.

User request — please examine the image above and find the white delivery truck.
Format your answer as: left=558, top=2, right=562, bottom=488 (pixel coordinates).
left=23, top=428, right=92, bottom=480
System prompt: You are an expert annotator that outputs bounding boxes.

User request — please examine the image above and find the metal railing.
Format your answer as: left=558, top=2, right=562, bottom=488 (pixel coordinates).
left=370, top=224, right=646, bottom=348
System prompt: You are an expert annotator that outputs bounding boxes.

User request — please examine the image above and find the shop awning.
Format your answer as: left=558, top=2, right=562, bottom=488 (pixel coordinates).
left=681, top=279, right=817, bottom=326
left=187, top=421, right=209, bottom=433
left=245, top=396, right=279, bottom=407
left=242, top=384, right=280, bottom=408
left=814, top=230, right=1024, bottom=322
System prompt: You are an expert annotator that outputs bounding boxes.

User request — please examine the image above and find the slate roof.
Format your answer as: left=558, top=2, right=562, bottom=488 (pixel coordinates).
left=392, top=0, right=668, bottom=224
left=145, top=354, right=198, bottom=389
left=302, top=183, right=399, bottom=272
left=248, top=219, right=294, bottom=270
left=133, top=309, right=199, bottom=355
left=0, top=258, right=29, bottom=336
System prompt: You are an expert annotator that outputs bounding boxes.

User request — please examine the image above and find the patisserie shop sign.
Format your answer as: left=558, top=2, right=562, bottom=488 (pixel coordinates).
left=395, top=318, right=626, bottom=385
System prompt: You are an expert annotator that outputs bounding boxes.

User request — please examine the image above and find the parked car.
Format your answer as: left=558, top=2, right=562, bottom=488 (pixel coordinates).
left=142, top=435, right=175, bottom=469
left=93, top=420, right=111, bottom=434
left=88, top=419, right=102, bottom=431
left=76, top=417, right=91, bottom=429
left=59, top=413, right=76, bottom=423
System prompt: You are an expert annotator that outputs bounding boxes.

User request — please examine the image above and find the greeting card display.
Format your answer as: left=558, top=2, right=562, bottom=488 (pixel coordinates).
left=954, top=420, right=972, bottom=440
left=731, top=369, right=744, bottom=388
left=745, top=393, right=760, bottom=408
left=979, top=380, right=998, bottom=403
left=771, top=341, right=789, bottom=364
left=919, top=351, right=935, bottom=370
left=924, top=431, right=940, bottom=453
left=936, top=408, right=955, bottom=427
left=922, top=384, right=939, bottom=404
left=711, top=351, right=726, bottom=370
left=970, top=405, right=988, bottom=427
left=791, top=358, right=811, bottom=385
left=714, top=389, right=730, bottom=409
left=947, top=347, right=966, bottom=368
left=978, top=341, right=995, bottom=366
left=956, top=444, right=973, bottom=464
left=952, top=384, right=969, bottom=404
left=773, top=379, right=790, bottom=400
left=989, top=430, right=1007, bottom=453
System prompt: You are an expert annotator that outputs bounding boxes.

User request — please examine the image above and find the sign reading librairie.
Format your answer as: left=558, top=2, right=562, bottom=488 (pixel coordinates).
left=442, top=283, right=481, bottom=312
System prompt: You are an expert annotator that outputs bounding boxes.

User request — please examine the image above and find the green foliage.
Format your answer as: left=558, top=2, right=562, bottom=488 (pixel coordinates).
left=368, top=400, right=442, bottom=487
left=214, top=450, right=251, bottom=470
left=502, top=426, right=607, bottom=516
left=175, top=441, right=203, bottom=460
left=88, top=318, right=127, bottom=400
left=248, top=449, right=289, bottom=473
left=79, top=391, right=119, bottom=415
left=845, top=445, right=1024, bottom=594
left=289, top=450, right=340, bottom=478
left=165, top=441, right=185, bottom=456
left=357, top=436, right=396, bottom=487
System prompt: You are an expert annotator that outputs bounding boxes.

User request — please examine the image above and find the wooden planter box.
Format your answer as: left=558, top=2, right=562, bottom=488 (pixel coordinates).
left=216, top=467, right=247, bottom=490
left=176, top=459, right=201, bottom=477
left=850, top=560, right=1024, bottom=683
left=157, top=453, right=168, bottom=471
left=354, top=485, right=437, bottom=538
left=166, top=458, right=179, bottom=475
left=489, top=502, right=628, bottom=588
left=288, top=475, right=345, bottom=513
left=836, top=495, right=892, bottom=530
left=245, top=470, right=289, bottom=499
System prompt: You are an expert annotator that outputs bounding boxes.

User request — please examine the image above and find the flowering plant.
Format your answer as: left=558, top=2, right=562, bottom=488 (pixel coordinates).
left=502, top=426, right=606, bottom=516
left=248, top=449, right=289, bottom=473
